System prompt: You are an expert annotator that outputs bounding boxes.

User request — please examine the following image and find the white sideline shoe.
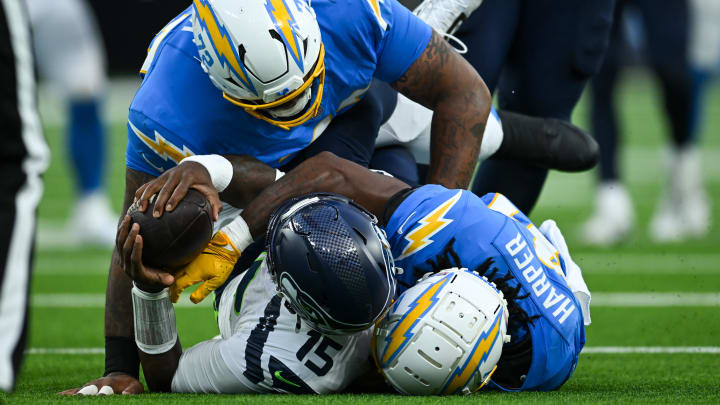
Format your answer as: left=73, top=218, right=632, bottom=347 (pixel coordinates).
left=413, top=0, right=484, bottom=34
left=650, top=147, right=711, bottom=242
left=580, top=182, right=635, bottom=246
left=68, top=191, right=118, bottom=247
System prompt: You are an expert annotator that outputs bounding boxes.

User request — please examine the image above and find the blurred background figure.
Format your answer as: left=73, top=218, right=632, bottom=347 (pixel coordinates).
left=27, top=0, right=116, bottom=246
left=689, top=0, right=720, bottom=153
left=450, top=0, right=615, bottom=214
left=581, top=0, right=712, bottom=245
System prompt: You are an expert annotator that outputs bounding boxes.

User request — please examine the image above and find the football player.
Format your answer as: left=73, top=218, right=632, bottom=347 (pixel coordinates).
left=127, top=150, right=591, bottom=392
left=98, top=0, right=494, bottom=391
left=64, top=193, right=397, bottom=394
left=27, top=0, right=116, bottom=246
left=127, top=0, right=490, bottom=187
left=416, top=0, right=616, bottom=214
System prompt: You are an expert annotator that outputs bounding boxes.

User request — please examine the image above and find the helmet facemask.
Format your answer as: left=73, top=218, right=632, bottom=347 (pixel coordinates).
left=223, top=45, right=326, bottom=129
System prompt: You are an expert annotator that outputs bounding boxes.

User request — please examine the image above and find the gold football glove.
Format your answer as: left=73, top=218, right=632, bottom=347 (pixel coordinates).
left=170, top=231, right=241, bottom=304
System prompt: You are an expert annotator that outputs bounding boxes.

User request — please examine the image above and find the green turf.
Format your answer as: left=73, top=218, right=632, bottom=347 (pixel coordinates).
left=4, top=71, right=720, bottom=403
left=6, top=354, right=720, bottom=404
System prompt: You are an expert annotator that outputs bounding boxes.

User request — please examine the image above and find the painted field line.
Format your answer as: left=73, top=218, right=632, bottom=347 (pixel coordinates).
left=30, top=252, right=720, bottom=276
left=592, top=292, right=720, bottom=307
left=582, top=347, right=720, bottom=354
left=31, top=292, right=720, bottom=308
left=31, top=294, right=211, bottom=308
left=27, top=346, right=720, bottom=355
left=578, top=253, right=720, bottom=274
left=27, top=348, right=104, bottom=355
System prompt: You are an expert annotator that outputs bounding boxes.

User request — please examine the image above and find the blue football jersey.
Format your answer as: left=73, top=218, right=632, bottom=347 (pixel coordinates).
left=126, top=0, right=431, bottom=176
left=384, top=185, right=586, bottom=391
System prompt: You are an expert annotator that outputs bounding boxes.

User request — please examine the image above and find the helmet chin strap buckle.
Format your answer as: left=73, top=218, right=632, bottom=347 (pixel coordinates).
left=267, top=87, right=313, bottom=119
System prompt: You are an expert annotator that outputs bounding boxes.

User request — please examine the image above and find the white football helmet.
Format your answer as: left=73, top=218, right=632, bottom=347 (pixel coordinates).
left=375, top=268, right=510, bottom=395
left=192, top=0, right=324, bottom=129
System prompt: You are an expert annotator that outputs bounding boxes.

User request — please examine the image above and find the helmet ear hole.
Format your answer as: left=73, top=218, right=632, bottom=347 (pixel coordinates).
left=237, top=44, right=247, bottom=63
left=305, top=253, right=319, bottom=273
left=353, top=228, right=367, bottom=245
left=268, top=29, right=284, bottom=44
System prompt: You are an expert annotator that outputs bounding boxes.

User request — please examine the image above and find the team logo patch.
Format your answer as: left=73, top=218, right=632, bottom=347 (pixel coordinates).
left=398, top=190, right=462, bottom=260
left=129, top=120, right=193, bottom=164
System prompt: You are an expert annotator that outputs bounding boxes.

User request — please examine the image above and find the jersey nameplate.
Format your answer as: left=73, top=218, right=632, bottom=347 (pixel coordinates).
left=503, top=232, right=575, bottom=325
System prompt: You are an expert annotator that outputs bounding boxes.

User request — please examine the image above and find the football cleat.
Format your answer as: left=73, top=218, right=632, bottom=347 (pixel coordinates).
left=492, top=110, right=600, bottom=172
left=375, top=268, right=509, bottom=395
left=580, top=182, right=634, bottom=246
left=650, top=147, right=710, bottom=242
left=69, top=191, right=118, bottom=247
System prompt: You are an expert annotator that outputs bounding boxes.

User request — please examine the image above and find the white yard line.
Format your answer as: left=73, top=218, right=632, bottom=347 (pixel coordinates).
left=578, top=253, right=720, bottom=274
left=30, top=253, right=720, bottom=276
left=582, top=347, right=720, bottom=354
left=32, top=293, right=211, bottom=308
left=31, top=292, right=720, bottom=308
left=27, top=348, right=104, bottom=355
left=26, top=346, right=720, bottom=355
left=591, top=292, right=720, bottom=307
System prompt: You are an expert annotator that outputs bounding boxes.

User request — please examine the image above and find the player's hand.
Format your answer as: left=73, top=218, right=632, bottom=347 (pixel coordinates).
left=170, top=231, right=241, bottom=303
left=116, top=215, right=174, bottom=291
left=134, top=161, right=222, bottom=221
left=59, top=372, right=143, bottom=396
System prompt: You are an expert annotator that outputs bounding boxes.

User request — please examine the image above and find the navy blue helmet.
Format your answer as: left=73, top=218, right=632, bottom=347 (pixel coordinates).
left=266, top=193, right=397, bottom=335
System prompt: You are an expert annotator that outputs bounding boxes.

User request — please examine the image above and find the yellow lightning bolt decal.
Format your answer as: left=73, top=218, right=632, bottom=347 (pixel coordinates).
left=442, top=309, right=503, bottom=394
left=267, top=0, right=302, bottom=66
left=364, top=0, right=388, bottom=29
left=193, top=0, right=251, bottom=87
left=398, top=190, right=462, bottom=260
left=129, top=121, right=193, bottom=163
left=381, top=274, right=452, bottom=366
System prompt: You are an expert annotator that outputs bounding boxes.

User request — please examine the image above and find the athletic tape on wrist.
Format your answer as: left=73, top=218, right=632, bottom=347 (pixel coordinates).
left=221, top=215, right=254, bottom=252
left=181, top=154, right=233, bottom=192
left=131, top=284, right=178, bottom=354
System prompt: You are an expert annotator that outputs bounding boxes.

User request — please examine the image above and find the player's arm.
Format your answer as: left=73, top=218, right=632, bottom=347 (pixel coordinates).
left=240, top=151, right=410, bottom=236
left=61, top=168, right=175, bottom=395
left=134, top=151, right=409, bottom=236
left=391, top=30, right=490, bottom=188
left=134, top=155, right=275, bottom=221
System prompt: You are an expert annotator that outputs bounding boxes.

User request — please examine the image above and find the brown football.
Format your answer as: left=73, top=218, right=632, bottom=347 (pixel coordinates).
left=127, top=189, right=213, bottom=270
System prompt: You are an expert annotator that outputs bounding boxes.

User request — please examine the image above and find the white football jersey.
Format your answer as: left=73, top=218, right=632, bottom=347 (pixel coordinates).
left=171, top=253, right=372, bottom=394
